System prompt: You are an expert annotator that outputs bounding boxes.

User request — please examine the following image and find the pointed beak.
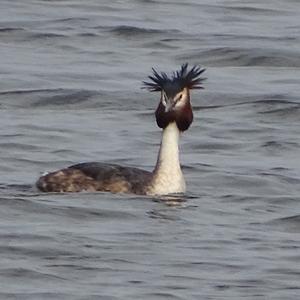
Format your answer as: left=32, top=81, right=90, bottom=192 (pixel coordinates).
left=163, top=97, right=176, bottom=113
left=164, top=99, right=173, bottom=112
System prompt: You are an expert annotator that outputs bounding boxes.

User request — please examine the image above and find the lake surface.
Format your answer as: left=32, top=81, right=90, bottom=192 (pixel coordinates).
left=1, top=0, right=300, bottom=299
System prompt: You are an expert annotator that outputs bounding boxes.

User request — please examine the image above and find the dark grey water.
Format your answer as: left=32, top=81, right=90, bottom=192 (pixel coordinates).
left=1, top=0, right=300, bottom=299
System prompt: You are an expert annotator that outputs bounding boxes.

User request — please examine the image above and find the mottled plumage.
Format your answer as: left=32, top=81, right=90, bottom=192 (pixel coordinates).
left=37, top=163, right=152, bottom=194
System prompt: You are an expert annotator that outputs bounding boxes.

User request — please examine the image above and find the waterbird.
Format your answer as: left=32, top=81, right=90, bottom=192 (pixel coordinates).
left=36, top=63, right=206, bottom=195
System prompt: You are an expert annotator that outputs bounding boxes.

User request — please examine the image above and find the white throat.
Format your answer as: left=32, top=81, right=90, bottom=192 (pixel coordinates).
left=149, top=122, right=186, bottom=195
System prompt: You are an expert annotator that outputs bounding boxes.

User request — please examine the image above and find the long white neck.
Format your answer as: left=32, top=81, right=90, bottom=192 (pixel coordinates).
left=149, top=122, right=186, bottom=195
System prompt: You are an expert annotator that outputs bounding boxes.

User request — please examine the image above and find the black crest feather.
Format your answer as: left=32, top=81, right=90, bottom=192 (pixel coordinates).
left=143, top=63, right=206, bottom=92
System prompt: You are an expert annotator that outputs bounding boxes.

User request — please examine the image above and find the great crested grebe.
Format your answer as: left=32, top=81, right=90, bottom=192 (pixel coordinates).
left=36, top=63, right=205, bottom=195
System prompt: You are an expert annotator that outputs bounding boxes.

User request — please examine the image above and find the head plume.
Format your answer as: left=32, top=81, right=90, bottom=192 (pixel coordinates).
left=143, top=63, right=206, bottom=92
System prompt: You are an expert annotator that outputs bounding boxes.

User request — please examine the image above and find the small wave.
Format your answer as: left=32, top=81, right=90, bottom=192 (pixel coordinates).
left=29, top=32, right=67, bottom=40
left=76, top=32, right=98, bottom=37
left=200, top=94, right=300, bottom=116
left=138, top=292, right=183, bottom=300
left=212, top=33, right=297, bottom=43
left=32, top=90, right=98, bottom=107
left=108, top=25, right=179, bottom=37
left=259, top=171, right=300, bottom=185
left=0, top=27, right=24, bottom=32
left=276, top=215, right=300, bottom=226
left=54, top=17, right=90, bottom=23
left=0, top=267, right=66, bottom=280
left=192, top=141, right=244, bottom=151
left=261, top=141, right=299, bottom=151
left=225, top=5, right=289, bottom=15
left=0, top=292, right=73, bottom=299
left=0, top=88, right=100, bottom=109
left=258, top=105, right=300, bottom=118
left=178, top=47, right=300, bottom=67
left=0, top=142, right=41, bottom=151
left=251, top=95, right=300, bottom=118
left=0, top=183, right=33, bottom=193
left=110, top=25, right=162, bottom=35
left=0, top=88, right=65, bottom=96
left=268, top=214, right=300, bottom=233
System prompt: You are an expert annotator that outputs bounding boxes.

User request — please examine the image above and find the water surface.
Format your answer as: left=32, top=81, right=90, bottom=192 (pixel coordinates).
left=1, top=0, right=300, bottom=299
